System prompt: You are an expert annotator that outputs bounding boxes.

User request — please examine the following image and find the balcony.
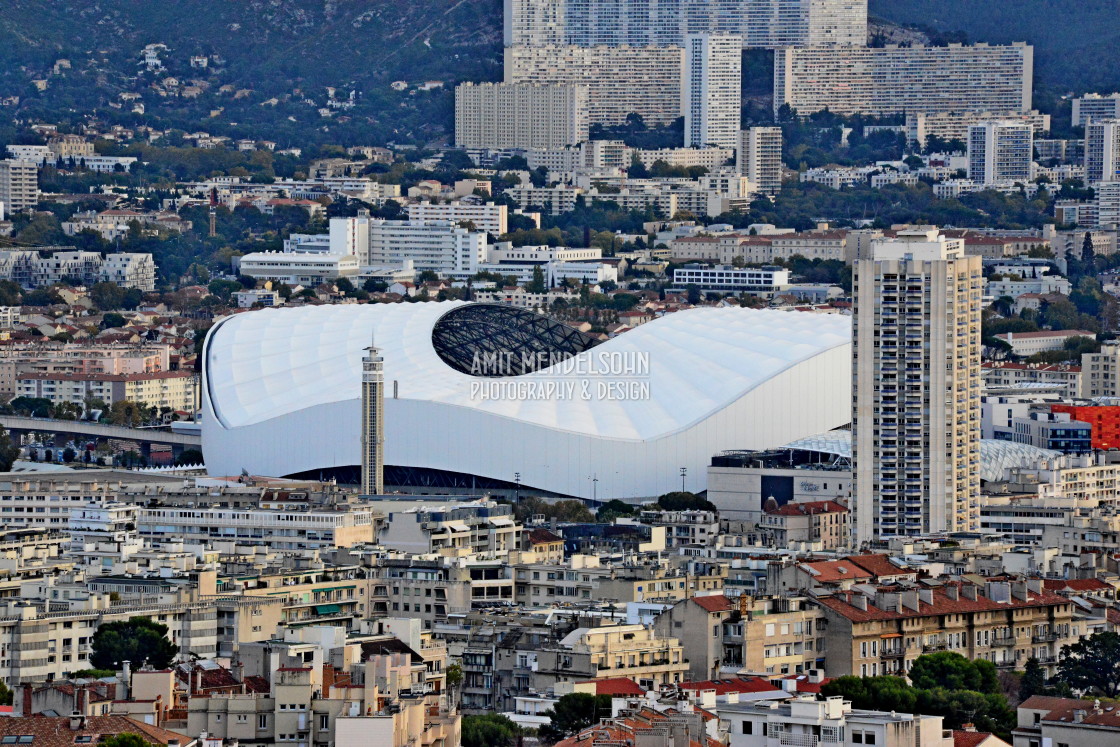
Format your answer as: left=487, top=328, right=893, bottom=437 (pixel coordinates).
left=881, top=648, right=906, bottom=658
left=991, top=636, right=1016, bottom=647
left=1032, top=632, right=1059, bottom=643
left=922, top=642, right=947, bottom=653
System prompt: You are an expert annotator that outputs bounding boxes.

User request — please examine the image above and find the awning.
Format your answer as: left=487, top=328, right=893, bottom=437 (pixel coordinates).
left=315, top=604, right=342, bottom=615
left=446, top=523, right=470, bottom=532
left=489, top=518, right=515, bottom=527
left=880, top=633, right=902, bottom=639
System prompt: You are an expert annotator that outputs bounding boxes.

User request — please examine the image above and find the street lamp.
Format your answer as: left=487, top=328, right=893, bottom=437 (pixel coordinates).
left=679, top=466, right=687, bottom=493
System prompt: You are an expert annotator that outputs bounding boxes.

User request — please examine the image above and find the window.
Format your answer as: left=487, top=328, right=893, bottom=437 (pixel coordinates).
left=258, top=714, right=268, bottom=729
left=742, top=721, right=752, bottom=735
left=236, top=715, right=247, bottom=723
left=319, top=715, right=329, bottom=730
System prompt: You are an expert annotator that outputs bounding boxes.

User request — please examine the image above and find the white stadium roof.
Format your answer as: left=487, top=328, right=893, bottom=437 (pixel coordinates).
left=782, top=430, right=1061, bottom=483
left=202, top=302, right=854, bottom=500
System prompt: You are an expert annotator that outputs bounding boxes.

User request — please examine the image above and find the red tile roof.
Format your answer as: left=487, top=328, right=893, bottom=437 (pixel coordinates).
left=818, top=585, right=1071, bottom=623
left=678, top=676, right=781, bottom=695
left=576, top=678, right=646, bottom=696
left=0, top=716, right=190, bottom=747
left=846, top=554, right=911, bottom=578
left=800, top=560, right=873, bottom=584
left=690, top=595, right=735, bottom=613
left=1042, top=578, right=1112, bottom=593
left=953, top=730, right=1002, bottom=747
left=765, top=500, right=848, bottom=516
left=526, top=527, right=563, bottom=545
left=1020, top=695, right=1120, bottom=729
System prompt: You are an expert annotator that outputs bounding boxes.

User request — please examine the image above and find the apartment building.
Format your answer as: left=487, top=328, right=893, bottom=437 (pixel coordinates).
left=774, top=43, right=1034, bottom=117
left=737, top=127, right=783, bottom=196
left=16, top=369, right=198, bottom=412
left=504, top=44, right=685, bottom=126
left=968, top=121, right=1034, bottom=185
left=138, top=506, right=379, bottom=550
left=1084, top=119, right=1120, bottom=183
left=505, top=184, right=582, bottom=214
left=907, top=110, right=1050, bottom=148
left=1073, top=93, right=1120, bottom=126
left=758, top=500, right=849, bottom=549
left=852, top=230, right=983, bottom=543
left=454, top=82, right=589, bottom=150
left=817, top=581, right=1077, bottom=678
left=0, top=344, right=171, bottom=396
left=503, top=0, right=867, bottom=49
left=671, top=265, right=790, bottom=294
left=513, top=555, right=726, bottom=606
left=218, top=564, right=371, bottom=629
left=655, top=594, right=825, bottom=680
left=0, top=160, right=38, bottom=212
left=364, top=220, right=488, bottom=276
left=1080, top=343, right=1120, bottom=397
left=0, top=250, right=156, bottom=290
left=534, top=624, right=689, bottom=691
left=1014, top=695, right=1120, bottom=747
left=634, top=146, right=733, bottom=170
left=405, top=201, right=509, bottom=236
left=723, top=695, right=953, bottom=747
left=0, top=595, right=277, bottom=685
left=683, top=34, right=742, bottom=150
left=367, top=555, right=513, bottom=625
left=374, top=501, right=521, bottom=555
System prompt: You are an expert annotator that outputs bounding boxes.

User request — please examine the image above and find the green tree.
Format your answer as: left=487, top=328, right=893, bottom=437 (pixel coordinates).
left=540, top=693, right=612, bottom=743
left=1082, top=232, right=1096, bottom=271
left=527, top=265, right=547, bottom=293
left=62, top=447, right=77, bottom=463
left=175, top=449, right=204, bottom=466
left=461, top=714, right=520, bottom=747
left=1020, top=657, right=1047, bottom=701
left=1055, top=631, right=1120, bottom=697
left=597, top=499, right=637, bottom=522
left=908, top=652, right=1000, bottom=694
left=90, top=616, right=179, bottom=670
left=0, top=429, right=20, bottom=472
left=0, top=679, right=13, bottom=705
left=207, top=279, right=242, bottom=302
left=101, top=312, right=127, bottom=329
left=655, top=491, right=717, bottom=512
left=97, top=735, right=156, bottom=747
left=90, top=282, right=127, bottom=310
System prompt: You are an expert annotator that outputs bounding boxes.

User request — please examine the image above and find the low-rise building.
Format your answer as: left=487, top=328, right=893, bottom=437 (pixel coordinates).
left=1013, top=695, right=1120, bottom=747
left=16, top=369, right=198, bottom=412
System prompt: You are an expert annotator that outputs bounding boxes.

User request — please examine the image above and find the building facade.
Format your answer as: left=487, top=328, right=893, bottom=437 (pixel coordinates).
left=968, top=121, right=1033, bottom=185
left=454, top=82, right=589, bottom=150
left=737, top=127, right=783, bottom=196
left=683, top=34, right=742, bottom=150
left=774, top=43, right=1034, bottom=117
left=852, top=230, right=982, bottom=543
left=0, top=160, right=38, bottom=212
left=1084, top=119, right=1120, bottom=184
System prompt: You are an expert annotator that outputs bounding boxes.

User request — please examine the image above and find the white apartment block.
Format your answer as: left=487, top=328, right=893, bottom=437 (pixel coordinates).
left=238, top=252, right=360, bottom=285
left=853, top=229, right=982, bottom=544
left=738, top=127, right=783, bottom=196
left=1081, top=343, right=1120, bottom=398
left=0, top=160, right=38, bottom=212
left=525, top=139, right=633, bottom=172
left=365, top=220, right=488, bottom=277
left=503, top=0, right=866, bottom=49
left=406, top=201, right=509, bottom=236
left=0, top=250, right=155, bottom=291
left=1073, top=93, right=1120, bottom=127
left=1084, top=119, right=1120, bottom=184
left=634, top=146, right=733, bottom=169
left=506, top=185, right=583, bottom=214
left=504, top=44, right=685, bottom=126
left=1097, top=181, right=1120, bottom=228
left=138, top=506, right=378, bottom=549
left=454, top=82, right=589, bottom=150
left=684, top=34, right=742, bottom=150
left=774, top=43, right=1034, bottom=117
left=906, top=110, right=1050, bottom=148
left=723, top=696, right=952, bottom=747
left=968, top=121, right=1033, bottom=185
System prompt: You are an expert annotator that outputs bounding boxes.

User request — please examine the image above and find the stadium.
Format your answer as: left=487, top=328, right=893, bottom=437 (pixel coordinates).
left=201, top=302, right=853, bottom=500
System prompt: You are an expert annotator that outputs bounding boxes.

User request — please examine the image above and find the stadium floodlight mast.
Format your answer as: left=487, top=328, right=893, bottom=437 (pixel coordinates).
left=679, top=466, right=687, bottom=492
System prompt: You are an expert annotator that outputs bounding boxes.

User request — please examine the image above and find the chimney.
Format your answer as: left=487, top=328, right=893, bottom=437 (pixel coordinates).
left=945, top=586, right=959, bottom=601
left=121, top=660, right=131, bottom=700
left=75, top=685, right=86, bottom=714
left=961, top=584, right=978, bottom=601
left=1011, top=582, right=1029, bottom=602
left=195, top=666, right=203, bottom=695
left=850, top=594, right=868, bottom=611
left=69, top=713, right=85, bottom=731
left=1074, top=709, right=1086, bottom=723
left=917, top=589, right=934, bottom=605
left=961, top=723, right=976, bottom=732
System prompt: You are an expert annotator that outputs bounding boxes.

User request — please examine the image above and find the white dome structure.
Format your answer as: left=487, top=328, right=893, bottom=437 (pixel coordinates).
left=201, top=302, right=853, bottom=500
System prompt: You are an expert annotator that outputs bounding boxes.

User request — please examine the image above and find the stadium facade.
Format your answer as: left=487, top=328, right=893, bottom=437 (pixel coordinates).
left=201, top=302, right=852, bottom=500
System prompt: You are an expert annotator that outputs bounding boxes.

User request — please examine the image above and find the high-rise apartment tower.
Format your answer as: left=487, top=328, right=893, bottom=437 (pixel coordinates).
left=738, top=127, right=783, bottom=196
left=1084, top=119, right=1120, bottom=184
left=683, top=34, right=742, bottom=150
left=967, top=121, right=1033, bottom=185
left=852, top=229, right=982, bottom=545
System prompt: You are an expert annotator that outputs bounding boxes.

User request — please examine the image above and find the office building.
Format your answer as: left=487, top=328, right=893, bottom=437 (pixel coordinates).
left=671, top=264, right=790, bottom=294
left=774, top=43, right=1034, bottom=117
left=967, top=121, right=1033, bottom=185
left=454, top=82, right=589, bottom=150
left=0, top=160, right=37, bottom=212
left=504, top=44, right=685, bottom=126
left=1072, top=92, right=1120, bottom=126
left=361, top=336, right=384, bottom=496
left=1084, top=119, right=1120, bottom=183
left=852, top=229, right=982, bottom=543
left=365, top=220, right=488, bottom=276
left=503, top=0, right=867, bottom=49
left=683, top=34, right=742, bottom=149
left=237, top=251, right=360, bottom=285
left=737, top=127, right=783, bottom=195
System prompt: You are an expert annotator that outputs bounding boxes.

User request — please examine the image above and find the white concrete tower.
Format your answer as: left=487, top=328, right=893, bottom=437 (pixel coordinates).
left=361, top=334, right=385, bottom=495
